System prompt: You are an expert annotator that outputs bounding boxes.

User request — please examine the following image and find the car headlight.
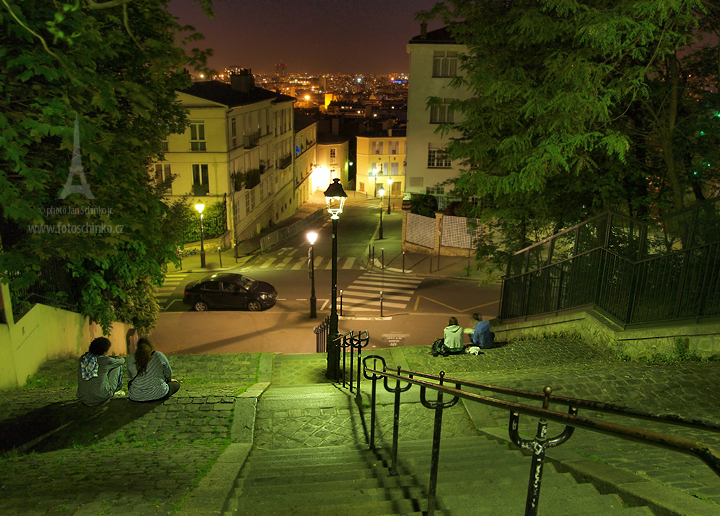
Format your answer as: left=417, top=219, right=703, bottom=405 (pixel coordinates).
left=259, top=294, right=269, bottom=299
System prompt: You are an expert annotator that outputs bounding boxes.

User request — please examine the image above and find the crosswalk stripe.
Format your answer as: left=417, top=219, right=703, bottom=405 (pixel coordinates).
left=342, top=299, right=408, bottom=309
left=260, top=257, right=277, bottom=269
left=360, top=274, right=423, bottom=285
left=347, top=284, right=415, bottom=294
left=314, top=256, right=325, bottom=268
left=291, top=259, right=304, bottom=270
left=353, top=279, right=420, bottom=289
left=279, top=257, right=293, bottom=267
left=342, top=257, right=355, bottom=269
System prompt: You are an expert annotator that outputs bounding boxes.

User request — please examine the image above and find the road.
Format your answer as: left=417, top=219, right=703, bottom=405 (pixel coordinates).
left=149, top=201, right=501, bottom=355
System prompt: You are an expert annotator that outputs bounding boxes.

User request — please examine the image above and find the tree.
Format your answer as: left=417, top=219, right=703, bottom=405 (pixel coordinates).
left=0, top=0, right=212, bottom=333
left=419, top=0, right=720, bottom=260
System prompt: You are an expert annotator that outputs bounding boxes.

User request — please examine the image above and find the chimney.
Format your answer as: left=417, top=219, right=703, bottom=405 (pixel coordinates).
left=230, top=68, right=254, bottom=93
left=420, top=22, right=428, bottom=38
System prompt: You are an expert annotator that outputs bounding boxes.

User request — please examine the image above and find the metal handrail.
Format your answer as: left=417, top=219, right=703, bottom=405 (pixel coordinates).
left=394, top=369, right=720, bottom=432
left=362, top=357, right=720, bottom=516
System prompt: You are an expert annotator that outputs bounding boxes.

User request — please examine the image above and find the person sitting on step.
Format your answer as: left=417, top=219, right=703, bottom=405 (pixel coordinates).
left=442, top=317, right=466, bottom=356
left=127, top=337, right=180, bottom=402
left=76, top=337, right=126, bottom=406
left=470, top=313, right=495, bottom=349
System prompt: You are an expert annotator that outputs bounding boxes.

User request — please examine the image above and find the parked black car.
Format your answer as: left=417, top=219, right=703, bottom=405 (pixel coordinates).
left=183, top=273, right=277, bottom=312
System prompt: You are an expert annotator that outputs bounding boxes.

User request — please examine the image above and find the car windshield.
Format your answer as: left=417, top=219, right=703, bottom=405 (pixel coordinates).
left=236, top=276, right=257, bottom=291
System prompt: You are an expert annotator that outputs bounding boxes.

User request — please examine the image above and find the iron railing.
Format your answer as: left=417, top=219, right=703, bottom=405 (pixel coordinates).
left=340, top=330, right=369, bottom=394
left=500, top=197, right=720, bottom=325
left=260, top=208, right=324, bottom=252
left=362, top=356, right=720, bottom=516
left=313, top=315, right=330, bottom=353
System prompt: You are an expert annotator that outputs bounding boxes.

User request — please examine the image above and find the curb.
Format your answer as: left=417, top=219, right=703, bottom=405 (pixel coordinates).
left=175, top=380, right=271, bottom=516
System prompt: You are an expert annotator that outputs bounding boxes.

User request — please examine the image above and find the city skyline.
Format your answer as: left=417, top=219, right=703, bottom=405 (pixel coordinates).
left=168, top=0, right=443, bottom=75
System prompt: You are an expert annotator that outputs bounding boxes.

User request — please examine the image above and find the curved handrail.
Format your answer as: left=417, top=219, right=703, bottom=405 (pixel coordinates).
left=365, top=366, right=720, bottom=479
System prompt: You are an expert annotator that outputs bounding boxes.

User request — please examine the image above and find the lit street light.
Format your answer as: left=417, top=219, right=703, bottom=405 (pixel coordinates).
left=378, top=187, right=385, bottom=240
left=194, top=203, right=206, bottom=268
left=324, top=178, right=347, bottom=381
left=307, top=231, right=317, bottom=319
left=387, top=178, right=393, bottom=214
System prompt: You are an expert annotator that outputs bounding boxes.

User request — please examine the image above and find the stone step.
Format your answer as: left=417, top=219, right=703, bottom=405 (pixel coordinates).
left=235, top=465, right=578, bottom=498
left=241, top=454, right=535, bottom=487
left=226, top=483, right=636, bottom=516
left=243, top=444, right=517, bottom=474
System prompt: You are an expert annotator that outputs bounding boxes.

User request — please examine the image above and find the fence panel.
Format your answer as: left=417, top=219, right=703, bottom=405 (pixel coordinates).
left=406, top=213, right=435, bottom=249
left=260, top=209, right=324, bottom=252
left=441, top=215, right=480, bottom=249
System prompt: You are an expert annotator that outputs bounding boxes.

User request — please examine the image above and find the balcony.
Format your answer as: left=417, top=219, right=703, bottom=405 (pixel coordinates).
left=244, top=132, right=259, bottom=149
left=278, top=154, right=292, bottom=169
left=192, top=184, right=209, bottom=196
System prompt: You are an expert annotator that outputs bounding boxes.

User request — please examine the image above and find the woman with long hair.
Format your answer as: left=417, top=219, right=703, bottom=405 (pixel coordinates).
left=127, top=337, right=180, bottom=402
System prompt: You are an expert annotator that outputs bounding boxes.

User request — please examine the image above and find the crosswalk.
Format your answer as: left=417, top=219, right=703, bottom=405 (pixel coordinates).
left=155, top=272, right=187, bottom=305
left=242, top=248, right=359, bottom=272
left=339, top=271, right=423, bottom=315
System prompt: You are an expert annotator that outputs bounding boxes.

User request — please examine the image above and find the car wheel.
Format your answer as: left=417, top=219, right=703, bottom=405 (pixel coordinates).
left=247, top=300, right=262, bottom=311
left=194, top=300, right=209, bottom=312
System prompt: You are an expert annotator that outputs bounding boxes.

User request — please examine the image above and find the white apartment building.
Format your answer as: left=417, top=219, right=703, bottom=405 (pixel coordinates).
left=316, top=133, right=350, bottom=191
left=405, top=25, right=471, bottom=207
left=356, top=129, right=406, bottom=205
left=153, top=71, right=296, bottom=248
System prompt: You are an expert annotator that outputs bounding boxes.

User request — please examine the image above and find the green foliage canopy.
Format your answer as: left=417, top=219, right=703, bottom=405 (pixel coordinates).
left=0, top=0, right=212, bottom=333
left=419, top=0, right=720, bottom=262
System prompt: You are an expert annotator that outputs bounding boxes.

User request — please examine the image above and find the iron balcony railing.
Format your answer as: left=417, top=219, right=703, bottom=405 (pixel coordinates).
left=362, top=356, right=720, bottom=516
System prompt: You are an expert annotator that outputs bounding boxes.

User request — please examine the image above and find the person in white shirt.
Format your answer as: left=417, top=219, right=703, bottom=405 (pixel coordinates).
left=127, top=337, right=180, bottom=402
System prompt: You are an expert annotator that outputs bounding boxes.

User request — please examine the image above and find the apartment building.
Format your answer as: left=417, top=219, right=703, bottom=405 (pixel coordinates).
left=316, top=133, right=350, bottom=190
left=405, top=25, right=471, bottom=207
left=153, top=70, right=296, bottom=247
left=356, top=129, right=406, bottom=205
left=293, top=116, right=318, bottom=207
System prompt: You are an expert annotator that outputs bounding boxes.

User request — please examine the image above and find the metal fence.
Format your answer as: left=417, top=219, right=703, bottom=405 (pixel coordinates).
left=260, top=208, right=324, bottom=252
left=501, top=197, right=720, bottom=326
left=406, top=212, right=435, bottom=248
left=9, top=259, right=81, bottom=322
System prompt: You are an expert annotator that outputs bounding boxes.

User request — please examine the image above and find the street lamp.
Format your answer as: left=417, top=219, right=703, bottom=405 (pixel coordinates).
left=378, top=187, right=385, bottom=240
left=324, top=178, right=347, bottom=381
left=307, top=231, right=317, bottom=319
left=387, top=178, right=393, bottom=214
left=194, top=203, right=206, bottom=268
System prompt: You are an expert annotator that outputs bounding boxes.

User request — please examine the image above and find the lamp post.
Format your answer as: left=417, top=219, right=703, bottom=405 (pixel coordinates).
left=194, top=203, right=206, bottom=268
left=307, top=231, right=317, bottom=319
left=378, top=187, right=385, bottom=240
left=324, top=178, right=347, bottom=381
left=387, top=178, right=393, bottom=214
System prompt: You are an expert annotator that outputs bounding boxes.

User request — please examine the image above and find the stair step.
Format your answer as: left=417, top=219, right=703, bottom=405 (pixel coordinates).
left=227, top=484, right=632, bottom=516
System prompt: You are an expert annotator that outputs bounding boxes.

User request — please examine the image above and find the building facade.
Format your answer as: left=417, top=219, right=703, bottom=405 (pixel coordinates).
left=153, top=71, right=296, bottom=249
left=315, top=134, right=350, bottom=192
left=293, top=116, right=318, bottom=207
left=356, top=129, right=406, bottom=206
left=405, top=25, right=471, bottom=207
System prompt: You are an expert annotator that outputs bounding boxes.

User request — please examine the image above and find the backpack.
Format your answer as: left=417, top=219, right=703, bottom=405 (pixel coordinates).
left=430, top=338, right=445, bottom=357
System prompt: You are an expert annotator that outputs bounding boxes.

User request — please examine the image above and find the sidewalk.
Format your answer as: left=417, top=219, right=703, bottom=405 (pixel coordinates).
left=1, top=340, right=719, bottom=515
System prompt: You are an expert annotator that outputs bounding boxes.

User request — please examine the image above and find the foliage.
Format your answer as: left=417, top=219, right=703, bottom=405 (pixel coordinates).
left=409, top=193, right=439, bottom=217
left=418, top=0, right=720, bottom=267
left=0, top=0, right=212, bottom=333
left=183, top=200, right=227, bottom=243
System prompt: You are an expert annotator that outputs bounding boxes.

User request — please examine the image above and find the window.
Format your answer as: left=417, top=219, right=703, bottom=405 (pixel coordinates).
left=428, top=145, right=452, bottom=168
left=372, top=163, right=384, bottom=175
left=427, top=185, right=445, bottom=195
left=160, top=140, right=169, bottom=152
left=190, top=122, right=206, bottom=151
left=192, top=164, right=209, bottom=195
left=245, top=191, right=251, bottom=215
left=251, top=189, right=256, bottom=211
left=390, top=162, right=399, bottom=176
left=260, top=180, right=264, bottom=201
left=154, top=164, right=172, bottom=194
left=231, top=118, right=237, bottom=148
left=388, top=141, right=399, bottom=155
left=373, top=141, right=384, bottom=155
left=433, top=51, right=458, bottom=77
left=330, top=148, right=336, bottom=163
left=391, top=181, right=402, bottom=194
left=430, top=99, right=455, bottom=124
left=359, top=181, right=365, bottom=192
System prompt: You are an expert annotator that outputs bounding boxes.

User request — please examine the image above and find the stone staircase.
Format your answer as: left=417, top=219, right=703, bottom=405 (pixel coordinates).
left=223, top=435, right=654, bottom=515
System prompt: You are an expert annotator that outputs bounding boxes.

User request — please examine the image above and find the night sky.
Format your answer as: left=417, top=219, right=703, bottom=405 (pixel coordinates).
left=168, top=0, right=443, bottom=75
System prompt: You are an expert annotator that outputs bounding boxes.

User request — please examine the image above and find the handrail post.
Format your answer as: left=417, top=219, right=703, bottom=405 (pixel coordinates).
left=349, top=336, right=355, bottom=393
left=386, top=366, right=412, bottom=476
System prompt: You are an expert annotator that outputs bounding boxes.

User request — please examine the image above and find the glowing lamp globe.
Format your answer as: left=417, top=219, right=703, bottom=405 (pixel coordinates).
left=324, top=178, right=347, bottom=220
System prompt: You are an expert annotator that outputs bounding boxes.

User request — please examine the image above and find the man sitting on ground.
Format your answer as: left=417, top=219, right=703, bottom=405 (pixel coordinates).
left=471, top=313, right=494, bottom=349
